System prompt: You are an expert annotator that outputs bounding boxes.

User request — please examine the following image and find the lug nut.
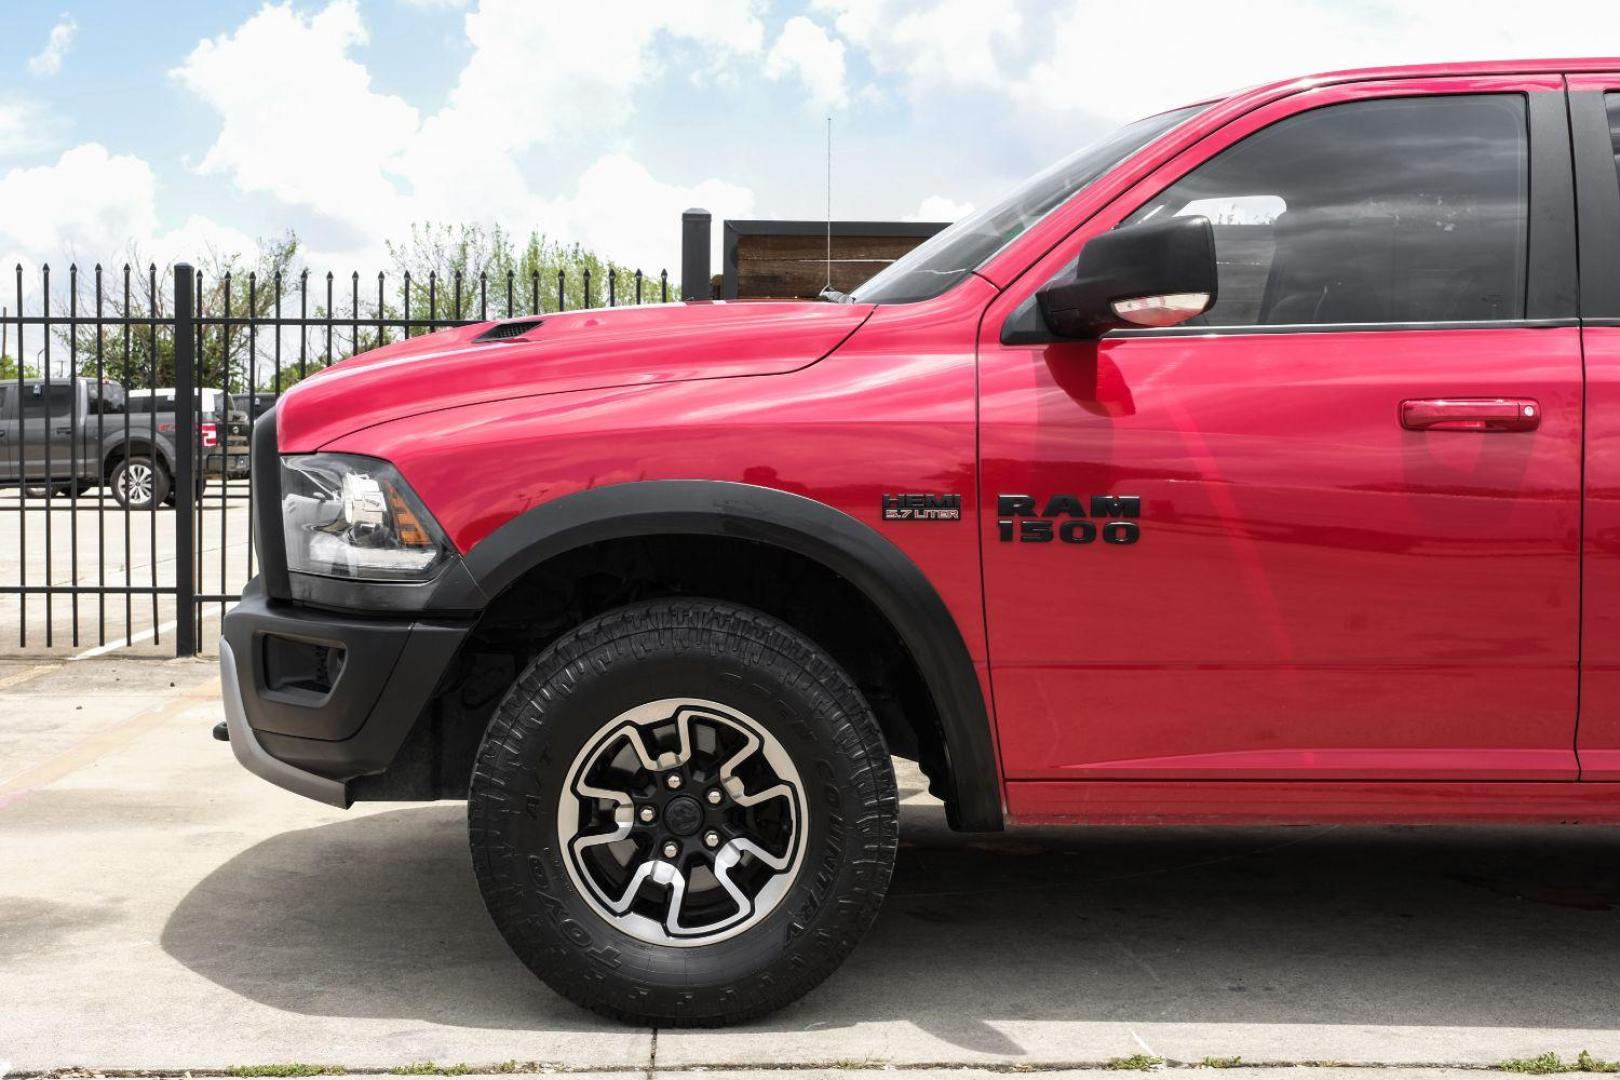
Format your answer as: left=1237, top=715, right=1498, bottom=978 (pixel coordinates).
left=662, top=840, right=680, bottom=859
left=638, top=805, right=656, bottom=823
left=703, top=830, right=721, bottom=849
left=665, top=773, right=684, bottom=790
left=705, top=788, right=723, bottom=805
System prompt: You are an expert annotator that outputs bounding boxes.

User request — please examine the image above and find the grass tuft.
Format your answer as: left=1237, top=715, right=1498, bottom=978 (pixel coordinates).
left=1201, top=1057, right=1243, bottom=1069
left=1107, top=1054, right=1166, bottom=1071
left=389, top=1064, right=473, bottom=1076
left=1503, top=1053, right=1569, bottom=1074
left=226, top=1067, right=344, bottom=1078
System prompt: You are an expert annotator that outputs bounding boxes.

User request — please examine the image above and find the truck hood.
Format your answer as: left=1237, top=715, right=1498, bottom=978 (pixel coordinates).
left=276, top=300, right=875, bottom=451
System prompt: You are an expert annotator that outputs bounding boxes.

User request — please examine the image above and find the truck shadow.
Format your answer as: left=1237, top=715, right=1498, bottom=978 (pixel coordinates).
left=161, top=798, right=1620, bottom=1048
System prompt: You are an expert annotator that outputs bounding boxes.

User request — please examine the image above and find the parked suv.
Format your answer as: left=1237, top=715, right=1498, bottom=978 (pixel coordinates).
left=0, top=378, right=213, bottom=508
left=219, top=59, right=1620, bottom=1025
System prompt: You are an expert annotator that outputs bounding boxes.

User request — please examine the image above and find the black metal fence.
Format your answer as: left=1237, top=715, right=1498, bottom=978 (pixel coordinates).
left=1, top=261, right=672, bottom=657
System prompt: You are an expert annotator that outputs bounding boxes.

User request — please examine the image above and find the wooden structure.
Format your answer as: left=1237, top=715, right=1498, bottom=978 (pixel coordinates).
left=717, top=219, right=948, bottom=300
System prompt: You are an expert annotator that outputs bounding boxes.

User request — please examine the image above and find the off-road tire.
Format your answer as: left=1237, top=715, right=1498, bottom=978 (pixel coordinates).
left=468, top=598, right=899, bottom=1025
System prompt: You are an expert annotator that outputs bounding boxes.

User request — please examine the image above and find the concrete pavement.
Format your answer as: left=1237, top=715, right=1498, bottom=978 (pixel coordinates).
left=5, top=657, right=1620, bottom=1073
left=0, top=483, right=251, bottom=657
left=0, top=1068, right=1574, bottom=1075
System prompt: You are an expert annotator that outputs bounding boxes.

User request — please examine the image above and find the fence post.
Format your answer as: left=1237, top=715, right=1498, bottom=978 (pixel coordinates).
left=173, top=262, right=197, bottom=657
left=680, top=208, right=711, bottom=300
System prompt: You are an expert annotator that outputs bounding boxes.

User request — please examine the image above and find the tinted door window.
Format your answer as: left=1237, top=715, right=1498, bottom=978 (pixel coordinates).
left=21, top=384, right=72, bottom=419
left=128, top=394, right=173, bottom=415
left=90, top=382, right=124, bottom=415
left=1608, top=93, right=1620, bottom=189
left=1125, top=95, right=1530, bottom=326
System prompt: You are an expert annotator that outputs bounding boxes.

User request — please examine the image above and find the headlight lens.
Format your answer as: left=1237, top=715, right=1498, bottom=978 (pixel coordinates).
left=280, top=454, right=447, bottom=581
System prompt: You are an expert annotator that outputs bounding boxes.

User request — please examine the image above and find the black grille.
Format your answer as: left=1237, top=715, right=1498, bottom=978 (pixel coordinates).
left=473, top=318, right=544, bottom=342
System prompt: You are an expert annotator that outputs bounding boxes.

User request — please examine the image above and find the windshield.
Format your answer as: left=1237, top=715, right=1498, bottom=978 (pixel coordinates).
left=850, top=105, right=1208, bottom=305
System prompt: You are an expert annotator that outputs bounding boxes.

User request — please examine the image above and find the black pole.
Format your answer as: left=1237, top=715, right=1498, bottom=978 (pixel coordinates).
left=174, top=262, right=196, bottom=657
left=680, top=208, right=711, bottom=300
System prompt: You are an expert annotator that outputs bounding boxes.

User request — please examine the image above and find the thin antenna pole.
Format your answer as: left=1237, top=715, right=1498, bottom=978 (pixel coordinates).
left=825, top=116, right=833, bottom=292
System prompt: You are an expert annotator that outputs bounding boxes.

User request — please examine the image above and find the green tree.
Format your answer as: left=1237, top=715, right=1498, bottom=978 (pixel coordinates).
left=52, top=234, right=302, bottom=393
left=40, top=223, right=668, bottom=397
left=385, top=223, right=673, bottom=334
left=0, top=355, right=40, bottom=380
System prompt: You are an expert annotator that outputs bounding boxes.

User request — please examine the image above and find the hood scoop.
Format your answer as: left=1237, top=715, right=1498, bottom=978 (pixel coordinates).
left=473, top=318, right=544, bottom=343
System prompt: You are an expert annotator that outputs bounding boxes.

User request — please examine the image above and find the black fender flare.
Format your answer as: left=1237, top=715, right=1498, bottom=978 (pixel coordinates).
left=449, top=480, right=1003, bottom=831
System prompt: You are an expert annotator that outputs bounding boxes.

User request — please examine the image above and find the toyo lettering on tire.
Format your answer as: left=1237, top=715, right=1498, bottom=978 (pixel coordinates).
left=467, top=597, right=899, bottom=1025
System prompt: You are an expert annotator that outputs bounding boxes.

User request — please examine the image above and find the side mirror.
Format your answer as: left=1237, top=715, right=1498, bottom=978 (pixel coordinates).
left=1036, top=215, right=1218, bottom=339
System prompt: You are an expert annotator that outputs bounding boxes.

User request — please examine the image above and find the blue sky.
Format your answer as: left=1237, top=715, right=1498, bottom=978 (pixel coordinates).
left=0, top=0, right=1614, bottom=284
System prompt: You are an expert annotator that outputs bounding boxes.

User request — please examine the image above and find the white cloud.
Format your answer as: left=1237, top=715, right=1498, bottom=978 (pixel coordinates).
left=663, top=0, right=767, bottom=55
left=814, top=0, right=1021, bottom=98
left=0, top=99, right=53, bottom=157
left=0, top=144, right=156, bottom=257
left=405, top=0, right=765, bottom=180
left=172, top=0, right=768, bottom=272
left=819, top=0, right=1620, bottom=125
left=27, top=15, right=77, bottom=77
left=904, top=195, right=973, bottom=223
left=0, top=143, right=254, bottom=278
left=0, top=142, right=257, bottom=333
left=170, top=1, right=419, bottom=239
left=1026, top=0, right=1620, bottom=121
left=765, top=16, right=848, bottom=113
left=529, top=154, right=755, bottom=276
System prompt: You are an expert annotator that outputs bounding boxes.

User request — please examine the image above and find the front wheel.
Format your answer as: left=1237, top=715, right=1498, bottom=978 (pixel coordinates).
left=468, top=598, right=898, bottom=1026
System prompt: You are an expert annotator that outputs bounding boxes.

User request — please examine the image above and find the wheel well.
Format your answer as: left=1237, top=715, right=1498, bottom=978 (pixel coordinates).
left=356, top=533, right=957, bottom=814
left=103, top=443, right=166, bottom=481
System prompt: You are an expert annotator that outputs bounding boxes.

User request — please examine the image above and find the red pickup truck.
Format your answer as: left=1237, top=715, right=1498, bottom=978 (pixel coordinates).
left=219, top=58, right=1620, bottom=1025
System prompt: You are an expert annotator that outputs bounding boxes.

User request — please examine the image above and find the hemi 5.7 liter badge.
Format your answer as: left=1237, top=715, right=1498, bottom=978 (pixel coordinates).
left=882, top=493, right=962, bottom=521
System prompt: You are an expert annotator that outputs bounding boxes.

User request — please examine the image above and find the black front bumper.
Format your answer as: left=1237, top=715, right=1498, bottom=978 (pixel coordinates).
left=220, top=578, right=469, bottom=806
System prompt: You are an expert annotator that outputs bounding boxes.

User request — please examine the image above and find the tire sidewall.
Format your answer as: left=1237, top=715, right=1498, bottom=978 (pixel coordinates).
left=113, top=456, right=170, bottom=510
left=469, top=601, right=896, bottom=1019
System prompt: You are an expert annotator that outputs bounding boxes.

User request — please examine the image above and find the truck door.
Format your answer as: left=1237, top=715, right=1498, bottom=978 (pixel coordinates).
left=1570, top=77, right=1620, bottom=778
left=18, top=381, right=75, bottom=482
left=978, top=76, right=1583, bottom=784
left=0, top=386, right=15, bottom=481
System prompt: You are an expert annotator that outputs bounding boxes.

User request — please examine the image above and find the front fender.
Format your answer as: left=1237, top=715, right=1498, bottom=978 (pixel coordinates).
left=440, top=479, right=1003, bottom=831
